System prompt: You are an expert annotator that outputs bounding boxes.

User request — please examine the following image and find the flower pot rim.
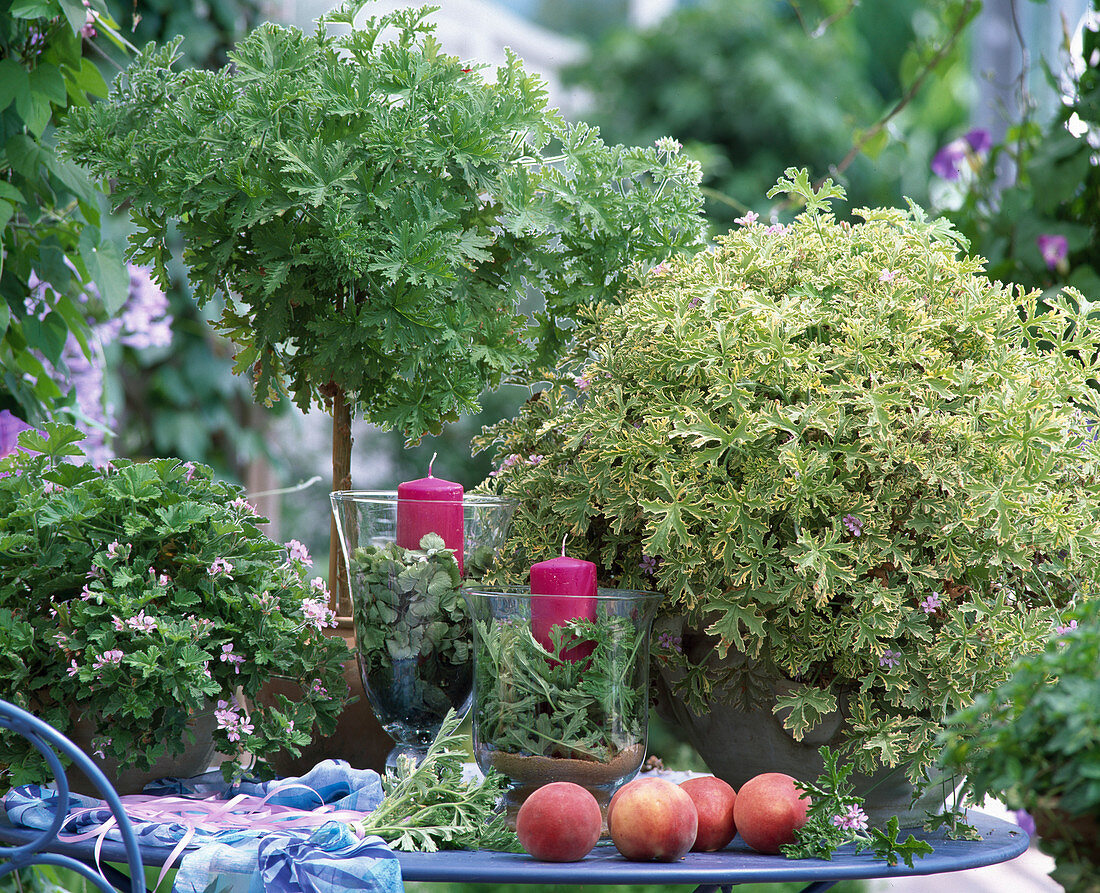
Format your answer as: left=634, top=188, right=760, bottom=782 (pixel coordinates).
left=464, top=586, right=662, bottom=602
left=330, top=489, right=515, bottom=507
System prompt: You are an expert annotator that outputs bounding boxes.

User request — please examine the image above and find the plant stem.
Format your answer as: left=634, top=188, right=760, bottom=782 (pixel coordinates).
left=828, top=0, right=976, bottom=181
left=329, top=383, right=353, bottom=616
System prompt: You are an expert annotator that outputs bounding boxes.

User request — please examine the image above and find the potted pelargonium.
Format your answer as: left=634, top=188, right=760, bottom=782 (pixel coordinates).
left=58, top=0, right=704, bottom=769
left=0, top=424, right=350, bottom=792
left=476, top=169, right=1100, bottom=823
left=939, top=600, right=1100, bottom=893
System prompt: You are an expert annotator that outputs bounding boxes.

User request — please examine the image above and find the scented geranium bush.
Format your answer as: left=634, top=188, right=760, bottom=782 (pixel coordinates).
left=477, top=169, right=1100, bottom=787
left=0, top=424, right=350, bottom=784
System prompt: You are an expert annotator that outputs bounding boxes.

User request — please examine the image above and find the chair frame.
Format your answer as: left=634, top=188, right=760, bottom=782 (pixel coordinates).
left=0, top=699, right=146, bottom=893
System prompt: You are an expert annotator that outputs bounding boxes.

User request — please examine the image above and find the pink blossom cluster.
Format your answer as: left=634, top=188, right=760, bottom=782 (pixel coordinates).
left=285, top=539, right=312, bottom=567
left=112, top=609, right=157, bottom=632
left=219, top=643, right=245, bottom=674
left=92, top=649, right=124, bottom=671
left=831, top=804, right=868, bottom=832
left=302, top=596, right=337, bottom=630
left=214, top=698, right=254, bottom=743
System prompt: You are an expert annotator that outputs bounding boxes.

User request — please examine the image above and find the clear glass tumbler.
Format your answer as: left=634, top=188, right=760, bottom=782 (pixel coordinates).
left=330, top=490, right=514, bottom=771
left=463, top=587, right=661, bottom=826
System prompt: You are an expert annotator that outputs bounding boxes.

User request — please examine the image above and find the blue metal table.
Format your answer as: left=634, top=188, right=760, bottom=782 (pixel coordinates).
left=1, top=807, right=1029, bottom=892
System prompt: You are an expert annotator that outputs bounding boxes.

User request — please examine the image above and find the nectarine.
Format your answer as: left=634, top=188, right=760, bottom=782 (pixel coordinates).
left=733, top=772, right=810, bottom=855
left=516, top=782, right=602, bottom=862
left=608, top=776, right=698, bottom=862
left=679, top=775, right=738, bottom=852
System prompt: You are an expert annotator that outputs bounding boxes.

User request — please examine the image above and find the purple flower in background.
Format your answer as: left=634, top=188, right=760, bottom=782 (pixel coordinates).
left=1014, top=810, right=1037, bottom=837
left=1037, top=234, right=1069, bottom=271
left=0, top=410, right=32, bottom=457
left=931, top=129, right=991, bottom=180
left=28, top=264, right=171, bottom=467
left=639, top=554, right=660, bottom=576
left=879, top=649, right=901, bottom=669
left=118, top=266, right=173, bottom=349
left=842, top=514, right=863, bottom=537
left=657, top=631, right=683, bottom=653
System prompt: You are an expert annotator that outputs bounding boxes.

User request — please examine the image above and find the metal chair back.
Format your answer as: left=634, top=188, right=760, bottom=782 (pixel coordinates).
left=0, top=699, right=146, bottom=893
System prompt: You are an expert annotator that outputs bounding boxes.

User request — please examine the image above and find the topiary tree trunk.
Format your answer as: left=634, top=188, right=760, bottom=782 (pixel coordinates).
left=327, top=385, right=353, bottom=617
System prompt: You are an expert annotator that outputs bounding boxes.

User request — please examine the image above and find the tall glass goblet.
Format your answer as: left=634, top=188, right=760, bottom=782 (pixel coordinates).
left=330, top=490, right=514, bottom=772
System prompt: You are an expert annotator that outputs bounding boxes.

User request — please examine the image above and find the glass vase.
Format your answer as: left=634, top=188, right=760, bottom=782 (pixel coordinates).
left=463, top=587, right=661, bottom=826
left=330, top=490, right=514, bottom=772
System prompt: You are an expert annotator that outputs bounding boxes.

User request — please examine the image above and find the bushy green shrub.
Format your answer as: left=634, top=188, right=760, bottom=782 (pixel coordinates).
left=0, top=424, right=350, bottom=783
left=940, top=599, right=1100, bottom=893
left=477, top=170, right=1100, bottom=785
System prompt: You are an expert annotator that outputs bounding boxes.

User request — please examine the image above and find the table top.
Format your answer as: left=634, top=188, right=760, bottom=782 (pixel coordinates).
left=0, top=808, right=1028, bottom=886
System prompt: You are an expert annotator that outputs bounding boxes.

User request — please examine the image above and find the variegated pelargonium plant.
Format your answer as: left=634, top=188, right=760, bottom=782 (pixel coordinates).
left=476, top=169, right=1100, bottom=790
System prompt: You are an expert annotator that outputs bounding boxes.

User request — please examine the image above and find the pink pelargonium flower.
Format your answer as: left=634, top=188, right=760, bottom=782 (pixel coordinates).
left=219, top=643, right=245, bottom=674
left=302, top=596, right=337, bottom=631
left=127, top=609, right=157, bottom=632
left=285, top=539, right=313, bottom=567
left=214, top=698, right=252, bottom=742
left=1055, top=619, right=1078, bottom=636
left=92, top=649, right=124, bottom=671
left=208, top=557, right=234, bottom=578
left=106, top=541, right=124, bottom=559
left=230, top=497, right=257, bottom=515
left=831, top=804, right=869, bottom=832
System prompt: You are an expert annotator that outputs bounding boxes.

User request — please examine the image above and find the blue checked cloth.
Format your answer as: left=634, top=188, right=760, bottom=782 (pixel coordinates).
left=3, top=761, right=402, bottom=893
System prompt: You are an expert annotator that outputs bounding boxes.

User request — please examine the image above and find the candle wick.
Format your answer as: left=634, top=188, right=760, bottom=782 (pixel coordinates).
left=561, top=534, right=567, bottom=558
left=428, top=451, right=438, bottom=477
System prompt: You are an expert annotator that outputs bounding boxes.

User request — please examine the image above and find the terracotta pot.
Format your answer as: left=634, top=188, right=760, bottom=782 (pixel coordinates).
left=259, top=618, right=393, bottom=776
left=66, top=704, right=219, bottom=796
left=652, top=618, right=952, bottom=828
left=1031, top=799, right=1100, bottom=865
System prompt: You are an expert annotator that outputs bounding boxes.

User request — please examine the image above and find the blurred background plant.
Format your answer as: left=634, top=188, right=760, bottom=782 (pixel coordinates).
left=560, top=0, right=978, bottom=228
left=931, top=0, right=1100, bottom=306
left=1, top=0, right=272, bottom=482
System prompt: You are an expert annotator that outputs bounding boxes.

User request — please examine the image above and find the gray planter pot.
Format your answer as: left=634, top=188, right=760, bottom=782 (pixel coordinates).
left=652, top=618, right=954, bottom=828
left=66, top=705, right=219, bottom=796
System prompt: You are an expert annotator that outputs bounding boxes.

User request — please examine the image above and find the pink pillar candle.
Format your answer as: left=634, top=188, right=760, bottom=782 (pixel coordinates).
left=396, top=457, right=465, bottom=574
left=530, top=542, right=598, bottom=662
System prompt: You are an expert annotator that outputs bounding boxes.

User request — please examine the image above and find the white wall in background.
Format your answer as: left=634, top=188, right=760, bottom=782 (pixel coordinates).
left=270, top=0, right=584, bottom=112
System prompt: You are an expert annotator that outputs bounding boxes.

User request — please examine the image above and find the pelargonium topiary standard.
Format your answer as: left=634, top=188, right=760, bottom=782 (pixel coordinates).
left=0, top=424, right=350, bottom=785
left=58, top=0, right=706, bottom=614
left=477, top=169, right=1100, bottom=793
